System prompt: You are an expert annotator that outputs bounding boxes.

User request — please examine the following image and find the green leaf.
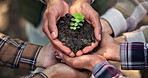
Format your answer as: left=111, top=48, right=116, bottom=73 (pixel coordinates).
left=73, top=13, right=85, bottom=20
left=78, top=23, right=83, bottom=26
left=71, top=18, right=75, bottom=21
left=77, top=27, right=80, bottom=29
left=70, top=27, right=77, bottom=30
left=70, top=22, right=75, bottom=26
left=75, top=19, right=80, bottom=22
left=81, top=20, right=84, bottom=22
left=74, top=23, right=78, bottom=26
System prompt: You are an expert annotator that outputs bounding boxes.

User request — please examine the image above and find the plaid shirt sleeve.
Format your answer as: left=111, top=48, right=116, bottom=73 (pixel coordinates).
left=92, top=62, right=127, bottom=78
left=120, top=42, right=148, bottom=70
left=21, top=72, right=48, bottom=78
left=0, top=33, right=43, bottom=70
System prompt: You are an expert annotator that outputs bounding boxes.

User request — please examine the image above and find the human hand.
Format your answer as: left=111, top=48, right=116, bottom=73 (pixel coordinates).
left=69, top=0, right=102, bottom=55
left=95, top=33, right=121, bottom=61
left=100, top=18, right=113, bottom=35
left=43, top=0, right=75, bottom=57
left=36, top=44, right=58, bottom=68
left=42, top=63, right=91, bottom=78
left=59, top=53, right=107, bottom=71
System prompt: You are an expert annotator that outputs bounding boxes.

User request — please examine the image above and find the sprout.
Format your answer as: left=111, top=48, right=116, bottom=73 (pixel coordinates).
left=70, top=13, right=85, bottom=30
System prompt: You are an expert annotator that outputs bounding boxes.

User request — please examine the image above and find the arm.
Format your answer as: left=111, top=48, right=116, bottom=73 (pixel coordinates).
left=96, top=30, right=148, bottom=70
left=122, top=26, right=148, bottom=43
left=0, top=33, right=58, bottom=70
left=101, top=0, right=148, bottom=36
left=59, top=52, right=127, bottom=78
left=22, top=63, right=91, bottom=78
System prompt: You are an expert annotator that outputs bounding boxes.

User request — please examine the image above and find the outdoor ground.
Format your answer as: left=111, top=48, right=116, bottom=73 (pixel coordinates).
left=0, top=0, right=148, bottom=78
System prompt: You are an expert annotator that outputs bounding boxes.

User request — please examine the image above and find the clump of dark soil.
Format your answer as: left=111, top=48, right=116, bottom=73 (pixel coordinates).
left=57, top=14, right=95, bottom=54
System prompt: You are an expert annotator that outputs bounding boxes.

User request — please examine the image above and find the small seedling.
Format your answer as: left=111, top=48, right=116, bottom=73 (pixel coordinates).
left=70, top=13, right=85, bottom=30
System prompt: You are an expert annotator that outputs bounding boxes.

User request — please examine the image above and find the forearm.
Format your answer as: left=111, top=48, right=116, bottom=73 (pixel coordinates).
left=100, top=18, right=113, bottom=35
left=0, top=33, right=42, bottom=70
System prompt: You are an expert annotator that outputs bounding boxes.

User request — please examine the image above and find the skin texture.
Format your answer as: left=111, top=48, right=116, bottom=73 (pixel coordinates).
left=43, top=0, right=75, bottom=57
left=60, top=53, right=107, bottom=71
left=36, top=44, right=58, bottom=68
left=95, top=33, right=121, bottom=61
left=43, top=0, right=102, bottom=57
left=42, top=63, right=91, bottom=78
left=70, top=0, right=101, bottom=56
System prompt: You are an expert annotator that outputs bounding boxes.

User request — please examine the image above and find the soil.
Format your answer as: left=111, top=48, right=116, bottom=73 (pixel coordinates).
left=57, top=14, right=95, bottom=54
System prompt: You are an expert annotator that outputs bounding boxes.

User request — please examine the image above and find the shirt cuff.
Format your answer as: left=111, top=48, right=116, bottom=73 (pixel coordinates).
left=92, top=62, right=124, bottom=78
left=120, top=42, right=145, bottom=70
left=123, top=30, right=146, bottom=43
left=101, top=8, right=127, bottom=37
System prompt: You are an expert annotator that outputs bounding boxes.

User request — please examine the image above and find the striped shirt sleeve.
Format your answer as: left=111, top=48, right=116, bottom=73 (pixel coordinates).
left=0, top=33, right=43, bottom=70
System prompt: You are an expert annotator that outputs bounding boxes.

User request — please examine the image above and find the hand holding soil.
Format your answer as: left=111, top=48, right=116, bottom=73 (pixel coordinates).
left=57, top=13, right=98, bottom=56
left=70, top=0, right=102, bottom=41
left=43, top=0, right=72, bottom=55
left=43, top=0, right=101, bottom=57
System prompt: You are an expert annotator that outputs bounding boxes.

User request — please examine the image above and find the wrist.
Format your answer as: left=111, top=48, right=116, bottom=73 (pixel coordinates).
left=36, top=47, right=44, bottom=67
left=114, top=40, right=121, bottom=61
left=100, top=18, right=113, bottom=35
left=89, top=56, right=107, bottom=71
left=114, top=35, right=126, bottom=42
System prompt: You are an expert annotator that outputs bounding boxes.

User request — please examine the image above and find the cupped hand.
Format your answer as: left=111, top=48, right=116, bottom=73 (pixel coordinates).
left=70, top=0, right=102, bottom=55
left=60, top=53, right=107, bottom=71
left=43, top=0, right=75, bottom=57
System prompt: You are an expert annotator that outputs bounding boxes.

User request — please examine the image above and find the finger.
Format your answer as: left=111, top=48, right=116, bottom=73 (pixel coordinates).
left=82, top=42, right=98, bottom=53
left=63, top=1, right=69, bottom=15
left=52, top=39, right=72, bottom=55
left=60, top=53, right=74, bottom=65
left=69, top=7, right=76, bottom=15
left=90, top=12, right=102, bottom=41
left=43, top=14, right=53, bottom=40
left=47, top=9, right=59, bottom=39
left=76, top=50, right=83, bottom=56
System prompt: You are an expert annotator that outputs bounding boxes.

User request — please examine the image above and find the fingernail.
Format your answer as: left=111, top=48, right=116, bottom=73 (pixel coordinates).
left=59, top=52, right=63, bottom=57
left=51, top=32, right=56, bottom=38
left=56, top=56, right=62, bottom=59
left=61, top=60, right=65, bottom=63
left=98, top=34, right=101, bottom=41
left=69, top=52, right=75, bottom=57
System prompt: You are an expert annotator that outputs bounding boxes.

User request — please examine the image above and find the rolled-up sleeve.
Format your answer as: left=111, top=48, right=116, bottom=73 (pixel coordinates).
left=0, top=33, right=43, bottom=70
left=101, top=0, right=148, bottom=37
